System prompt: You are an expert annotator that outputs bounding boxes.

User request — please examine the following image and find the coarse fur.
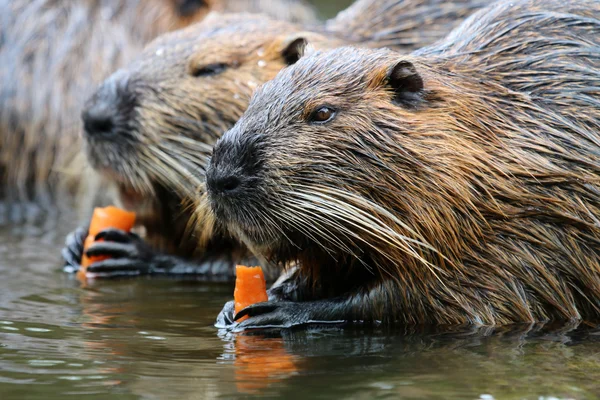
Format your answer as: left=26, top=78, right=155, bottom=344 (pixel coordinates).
left=0, top=0, right=318, bottom=208
left=78, top=0, right=490, bottom=273
left=207, top=0, right=600, bottom=326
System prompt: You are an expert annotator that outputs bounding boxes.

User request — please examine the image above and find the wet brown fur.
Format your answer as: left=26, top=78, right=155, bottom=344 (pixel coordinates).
left=89, top=0, right=490, bottom=258
left=209, top=0, right=600, bottom=324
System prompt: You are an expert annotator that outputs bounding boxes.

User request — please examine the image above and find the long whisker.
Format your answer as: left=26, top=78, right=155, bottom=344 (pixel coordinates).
left=276, top=183, right=454, bottom=288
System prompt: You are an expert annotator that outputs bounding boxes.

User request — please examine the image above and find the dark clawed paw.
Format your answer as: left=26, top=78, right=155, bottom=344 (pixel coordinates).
left=95, top=228, right=139, bottom=243
left=85, top=241, right=140, bottom=259
left=85, top=258, right=149, bottom=278
left=232, top=301, right=311, bottom=331
left=62, top=226, right=88, bottom=272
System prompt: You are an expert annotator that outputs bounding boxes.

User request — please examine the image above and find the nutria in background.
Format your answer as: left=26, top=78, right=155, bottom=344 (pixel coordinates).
left=0, top=0, right=318, bottom=209
left=212, top=0, right=318, bottom=23
left=206, top=0, right=600, bottom=328
left=64, top=0, right=490, bottom=279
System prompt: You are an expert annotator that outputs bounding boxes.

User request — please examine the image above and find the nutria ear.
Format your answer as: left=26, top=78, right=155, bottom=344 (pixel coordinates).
left=175, top=0, right=207, bottom=17
left=281, top=36, right=308, bottom=66
left=387, top=60, right=424, bottom=108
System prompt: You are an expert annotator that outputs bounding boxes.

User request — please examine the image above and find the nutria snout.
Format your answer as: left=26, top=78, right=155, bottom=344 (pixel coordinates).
left=82, top=71, right=140, bottom=172
left=206, top=130, right=267, bottom=233
left=83, top=72, right=137, bottom=139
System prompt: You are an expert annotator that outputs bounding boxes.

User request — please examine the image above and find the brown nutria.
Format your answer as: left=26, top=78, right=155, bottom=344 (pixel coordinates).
left=0, top=0, right=318, bottom=208
left=205, top=0, right=600, bottom=328
left=63, top=0, right=491, bottom=278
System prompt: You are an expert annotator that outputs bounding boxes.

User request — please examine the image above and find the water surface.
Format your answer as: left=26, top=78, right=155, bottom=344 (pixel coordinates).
left=1, top=207, right=600, bottom=400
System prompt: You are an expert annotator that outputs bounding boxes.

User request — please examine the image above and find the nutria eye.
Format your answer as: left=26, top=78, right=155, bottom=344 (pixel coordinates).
left=308, top=106, right=336, bottom=124
left=190, top=63, right=228, bottom=77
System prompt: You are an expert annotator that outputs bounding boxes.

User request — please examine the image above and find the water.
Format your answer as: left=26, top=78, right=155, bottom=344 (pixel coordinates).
left=1, top=208, right=600, bottom=400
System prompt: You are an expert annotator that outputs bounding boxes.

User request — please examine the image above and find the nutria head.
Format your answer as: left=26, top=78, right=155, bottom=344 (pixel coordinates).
left=207, top=40, right=600, bottom=322
left=206, top=42, right=600, bottom=277
left=81, top=13, right=330, bottom=230
left=0, top=0, right=229, bottom=203
left=206, top=47, right=439, bottom=270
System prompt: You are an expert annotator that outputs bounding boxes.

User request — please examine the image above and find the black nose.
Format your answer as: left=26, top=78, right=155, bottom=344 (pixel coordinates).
left=82, top=70, right=135, bottom=138
left=82, top=102, right=115, bottom=137
left=207, top=172, right=242, bottom=195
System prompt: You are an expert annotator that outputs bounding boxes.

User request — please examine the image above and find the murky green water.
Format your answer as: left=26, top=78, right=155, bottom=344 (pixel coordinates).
left=1, top=207, right=600, bottom=400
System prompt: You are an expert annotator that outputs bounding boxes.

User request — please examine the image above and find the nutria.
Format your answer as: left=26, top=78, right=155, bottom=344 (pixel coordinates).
left=0, top=0, right=318, bottom=208
left=206, top=0, right=600, bottom=328
left=63, top=0, right=491, bottom=278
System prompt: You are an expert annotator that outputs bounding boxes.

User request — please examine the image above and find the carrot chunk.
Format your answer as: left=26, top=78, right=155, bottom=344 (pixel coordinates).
left=79, top=206, right=136, bottom=275
left=234, top=265, right=268, bottom=321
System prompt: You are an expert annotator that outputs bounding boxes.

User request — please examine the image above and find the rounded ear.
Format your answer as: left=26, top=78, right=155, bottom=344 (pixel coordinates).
left=280, top=36, right=308, bottom=66
left=387, top=60, right=424, bottom=108
left=174, top=0, right=208, bottom=17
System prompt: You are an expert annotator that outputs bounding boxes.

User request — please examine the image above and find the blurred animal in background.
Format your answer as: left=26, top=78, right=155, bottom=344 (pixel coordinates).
left=0, top=0, right=318, bottom=213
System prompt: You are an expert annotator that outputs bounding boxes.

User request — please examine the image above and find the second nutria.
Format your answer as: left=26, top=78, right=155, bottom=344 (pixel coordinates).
left=0, top=0, right=318, bottom=208
left=64, top=0, right=490, bottom=278
left=206, top=0, right=600, bottom=328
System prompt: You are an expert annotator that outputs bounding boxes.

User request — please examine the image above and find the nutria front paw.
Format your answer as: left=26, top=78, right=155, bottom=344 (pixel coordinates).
left=83, top=228, right=157, bottom=278
left=62, top=226, right=88, bottom=273
left=229, top=301, right=346, bottom=331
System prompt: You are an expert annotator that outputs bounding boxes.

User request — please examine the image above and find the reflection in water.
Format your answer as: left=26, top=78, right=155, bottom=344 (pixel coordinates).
left=77, top=286, right=141, bottom=389
left=218, top=331, right=299, bottom=394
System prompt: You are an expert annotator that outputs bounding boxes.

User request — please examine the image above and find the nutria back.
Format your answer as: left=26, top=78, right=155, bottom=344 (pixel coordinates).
left=326, top=0, right=490, bottom=49
left=216, top=0, right=318, bottom=23
left=206, top=0, right=600, bottom=325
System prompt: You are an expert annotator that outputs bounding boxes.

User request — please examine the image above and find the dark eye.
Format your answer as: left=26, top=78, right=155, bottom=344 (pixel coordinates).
left=190, top=62, right=228, bottom=77
left=308, top=106, right=336, bottom=124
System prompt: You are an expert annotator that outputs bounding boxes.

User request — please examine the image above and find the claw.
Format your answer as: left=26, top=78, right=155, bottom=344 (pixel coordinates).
left=227, top=300, right=347, bottom=331
left=85, top=241, right=139, bottom=258
left=64, top=227, right=87, bottom=256
left=235, top=316, right=288, bottom=331
left=62, top=226, right=88, bottom=272
left=234, top=302, right=279, bottom=321
left=61, top=247, right=80, bottom=272
left=86, top=258, right=148, bottom=277
left=229, top=301, right=304, bottom=330
left=95, top=228, right=138, bottom=243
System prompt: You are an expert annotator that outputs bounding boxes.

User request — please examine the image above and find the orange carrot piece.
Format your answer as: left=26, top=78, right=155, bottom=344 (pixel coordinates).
left=234, top=265, right=268, bottom=321
left=88, top=206, right=137, bottom=237
left=79, top=206, right=136, bottom=274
